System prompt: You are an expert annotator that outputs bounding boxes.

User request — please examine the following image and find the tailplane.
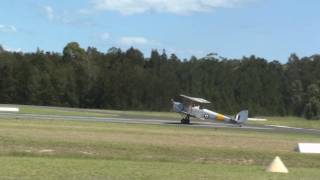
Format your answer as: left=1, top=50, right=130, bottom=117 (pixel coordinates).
left=234, top=110, right=248, bottom=124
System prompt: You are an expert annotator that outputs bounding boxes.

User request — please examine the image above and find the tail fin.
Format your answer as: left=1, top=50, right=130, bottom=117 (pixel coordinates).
left=234, top=110, right=248, bottom=124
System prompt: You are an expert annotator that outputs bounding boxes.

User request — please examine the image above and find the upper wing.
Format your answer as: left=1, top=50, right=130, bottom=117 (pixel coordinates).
left=180, top=94, right=211, bottom=104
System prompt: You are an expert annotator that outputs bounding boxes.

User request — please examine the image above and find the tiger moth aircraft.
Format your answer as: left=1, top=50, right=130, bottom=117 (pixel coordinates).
left=172, top=94, right=248, bottom=126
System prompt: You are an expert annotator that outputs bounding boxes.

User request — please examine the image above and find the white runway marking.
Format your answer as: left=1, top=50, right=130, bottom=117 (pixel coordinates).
left=267, top=125, right=320, bottom=133
left=248, top=118, right=267, bottom=121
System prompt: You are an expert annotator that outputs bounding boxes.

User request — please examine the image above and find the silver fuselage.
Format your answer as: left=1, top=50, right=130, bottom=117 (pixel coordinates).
left=173, top=101, right=234, bottom=123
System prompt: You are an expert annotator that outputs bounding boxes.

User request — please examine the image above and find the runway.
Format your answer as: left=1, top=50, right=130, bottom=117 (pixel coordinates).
left=0, top=112, right=320, bottom=135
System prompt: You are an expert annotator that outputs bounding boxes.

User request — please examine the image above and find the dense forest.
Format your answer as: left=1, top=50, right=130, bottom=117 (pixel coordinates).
left=0, top=42, right=320, bottom=119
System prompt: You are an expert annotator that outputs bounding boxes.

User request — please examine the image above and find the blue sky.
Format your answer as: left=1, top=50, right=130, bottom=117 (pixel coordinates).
left=0, top=0, right=319, bottom=62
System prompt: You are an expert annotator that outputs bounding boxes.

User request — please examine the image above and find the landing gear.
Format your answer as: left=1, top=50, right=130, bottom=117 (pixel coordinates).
left=181, top=115, right=190, bottom=124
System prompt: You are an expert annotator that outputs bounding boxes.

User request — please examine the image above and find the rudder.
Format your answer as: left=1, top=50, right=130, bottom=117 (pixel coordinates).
left=235, top=110, right=248, bottom=124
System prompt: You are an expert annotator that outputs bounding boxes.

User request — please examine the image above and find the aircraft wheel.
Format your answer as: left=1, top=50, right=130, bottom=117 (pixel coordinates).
left=181, top=119, right=186, bottom=124
left=181, top=118, right=190, bottom=124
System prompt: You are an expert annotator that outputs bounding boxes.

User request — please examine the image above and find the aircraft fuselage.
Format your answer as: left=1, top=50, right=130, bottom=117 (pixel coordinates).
left=172, top=101, right=235, bottom=123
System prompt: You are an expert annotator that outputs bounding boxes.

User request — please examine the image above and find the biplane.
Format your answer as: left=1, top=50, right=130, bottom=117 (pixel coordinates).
left=172, top=94, right=248, bottom=126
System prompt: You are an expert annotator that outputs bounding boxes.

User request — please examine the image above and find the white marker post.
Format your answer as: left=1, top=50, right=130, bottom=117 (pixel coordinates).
left=296, top=143, right=320, bottom=154
left=0, top=107, right=20, bottom=112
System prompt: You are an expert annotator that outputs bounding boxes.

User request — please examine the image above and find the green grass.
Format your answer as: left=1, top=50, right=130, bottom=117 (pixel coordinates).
left=1, top=157, right=319, bottom=180
left=0, top=117, right=319, bottom=179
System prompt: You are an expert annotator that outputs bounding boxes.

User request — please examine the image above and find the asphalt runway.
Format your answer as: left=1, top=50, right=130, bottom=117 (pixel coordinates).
left=0, top=112, right=320, bottom=135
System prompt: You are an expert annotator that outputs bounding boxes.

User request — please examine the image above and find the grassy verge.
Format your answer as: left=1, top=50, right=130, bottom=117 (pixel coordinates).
left=1, top=157, right=319, bottom=180
left=0, top=118, right=319, bottom=179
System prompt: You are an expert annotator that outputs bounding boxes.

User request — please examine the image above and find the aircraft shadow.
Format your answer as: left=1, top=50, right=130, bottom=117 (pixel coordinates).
left=164, top=122, right=205, bottom=125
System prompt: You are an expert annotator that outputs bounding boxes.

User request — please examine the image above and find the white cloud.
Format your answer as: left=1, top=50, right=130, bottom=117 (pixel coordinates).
left=118, top=36, right=150, bottom=46
left=2, top=45, right=22, bottom=52
left=42, top=5, right=95, bottom=27
left=44, top=5, right=54, bottom=20
left=0, top=24, right=17, bottom=32
left=92, top=0, right=252, bottom=15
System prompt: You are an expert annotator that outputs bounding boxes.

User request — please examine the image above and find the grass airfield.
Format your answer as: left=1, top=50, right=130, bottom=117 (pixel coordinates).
left=0, top=105, right=320, bottom=179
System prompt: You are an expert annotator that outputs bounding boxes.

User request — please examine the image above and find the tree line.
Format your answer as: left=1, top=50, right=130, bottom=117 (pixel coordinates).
left=0, top=42, right=319, bottom=119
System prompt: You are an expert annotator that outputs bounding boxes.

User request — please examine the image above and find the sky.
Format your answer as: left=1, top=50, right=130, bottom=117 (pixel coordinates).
left=0, top=0, right=319, bottom=62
